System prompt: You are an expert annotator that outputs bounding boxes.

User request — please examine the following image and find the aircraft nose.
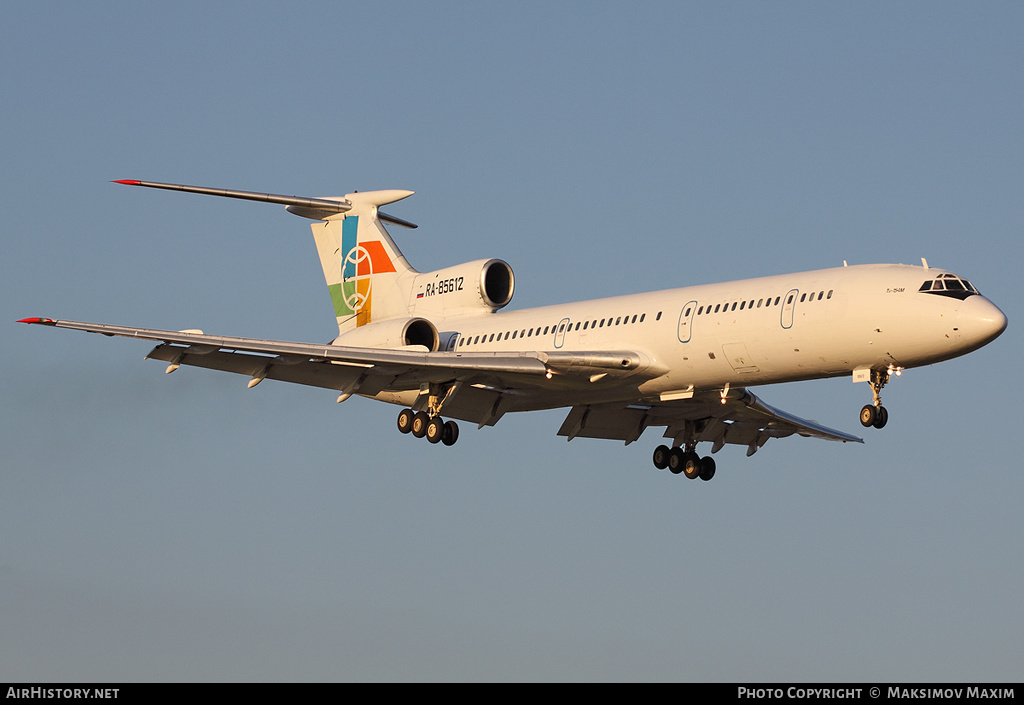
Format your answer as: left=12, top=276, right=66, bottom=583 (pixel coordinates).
left=957, top=295, right=1008, bottom=350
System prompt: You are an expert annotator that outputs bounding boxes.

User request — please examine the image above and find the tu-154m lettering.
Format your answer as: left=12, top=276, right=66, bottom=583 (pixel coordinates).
left=20, top=180, right=1007, bottom=480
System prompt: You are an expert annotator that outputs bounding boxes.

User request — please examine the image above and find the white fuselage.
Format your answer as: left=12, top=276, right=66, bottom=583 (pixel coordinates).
left=378, top=263, right=1005, bottom=412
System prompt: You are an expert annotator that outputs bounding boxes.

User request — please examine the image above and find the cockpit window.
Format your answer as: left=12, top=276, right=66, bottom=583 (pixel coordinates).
left=919, top=274, right=978, bottom=300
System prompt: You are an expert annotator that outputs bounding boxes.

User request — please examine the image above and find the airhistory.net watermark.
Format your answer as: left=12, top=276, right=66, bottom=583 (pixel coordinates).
left=6, top=689, right=118, bottom=699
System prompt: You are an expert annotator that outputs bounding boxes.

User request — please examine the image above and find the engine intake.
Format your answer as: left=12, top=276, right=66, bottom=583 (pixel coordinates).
left=332, top=317, right=439, bottom=351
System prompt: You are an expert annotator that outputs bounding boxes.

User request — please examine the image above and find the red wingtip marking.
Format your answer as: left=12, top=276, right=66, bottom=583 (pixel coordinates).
left=112, top=179, right=141, bottom=185
left=18, top=317, right=56, bottom=325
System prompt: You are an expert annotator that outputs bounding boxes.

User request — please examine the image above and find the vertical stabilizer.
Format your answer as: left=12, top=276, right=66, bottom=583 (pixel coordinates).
left=310, top=190, right=418, bottom=334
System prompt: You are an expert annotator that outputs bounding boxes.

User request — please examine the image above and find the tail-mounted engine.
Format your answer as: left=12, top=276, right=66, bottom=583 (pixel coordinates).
left=332, top=316, right=439, bottom=351
left=410, top=259, right=515, bottom=317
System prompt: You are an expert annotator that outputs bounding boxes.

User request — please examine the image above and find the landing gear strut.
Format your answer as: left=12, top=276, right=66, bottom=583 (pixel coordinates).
left=653, top=444, right=717, bottom=481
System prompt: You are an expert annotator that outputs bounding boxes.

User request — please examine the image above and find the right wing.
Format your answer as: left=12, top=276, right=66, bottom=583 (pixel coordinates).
left=556, top=390, right=863, bottom=455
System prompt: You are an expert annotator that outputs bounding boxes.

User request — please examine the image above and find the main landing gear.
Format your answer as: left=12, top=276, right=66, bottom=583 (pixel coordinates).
left=652, top=444, right=717, bottom=481
left=859, top=366, right=901, bottom=429
left=397, top=408, right=460, bottom=446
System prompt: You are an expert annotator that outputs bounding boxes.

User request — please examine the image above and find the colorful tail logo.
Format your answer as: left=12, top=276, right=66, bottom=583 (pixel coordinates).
left=328, top=217, right=396, bottom=326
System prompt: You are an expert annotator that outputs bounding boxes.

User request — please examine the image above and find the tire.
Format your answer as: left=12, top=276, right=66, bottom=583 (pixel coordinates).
left=411, top=411, right=429, bottom=438
left=682, top=452, right=702, bottom=480
left=860, top=405, right=877, bottom=428
left=873, top=405, right=888, bottom=429
left=652, top=445, right=670, bottom=470
left=442, top=420, right=460, bottom=446
left=698, top=456, right=716, bottom=481
left=397, top=409, right=415, bottom=434
left=426, top=416, right=445, bottom=444
left=667, top=448, right=685, bottom=474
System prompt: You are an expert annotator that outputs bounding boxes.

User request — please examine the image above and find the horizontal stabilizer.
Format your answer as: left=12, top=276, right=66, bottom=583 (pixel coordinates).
left=112, top=180, right=417, bottom=226
left=112, top=179, right=351, bottom=215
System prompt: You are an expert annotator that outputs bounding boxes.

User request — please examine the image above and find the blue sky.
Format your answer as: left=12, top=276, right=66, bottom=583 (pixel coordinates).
left=2, top=1, right=1021, bottom=681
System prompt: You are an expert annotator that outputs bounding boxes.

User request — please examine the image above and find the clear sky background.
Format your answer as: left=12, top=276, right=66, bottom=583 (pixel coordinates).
left=2, top=1, right=1021, bottom=682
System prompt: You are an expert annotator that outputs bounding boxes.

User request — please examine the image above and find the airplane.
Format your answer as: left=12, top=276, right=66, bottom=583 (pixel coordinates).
left=19, top=180, right=1008, bottom=480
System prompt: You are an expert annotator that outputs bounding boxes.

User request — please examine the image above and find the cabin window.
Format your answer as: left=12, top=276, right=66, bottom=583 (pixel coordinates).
left=697, top=306, right=703, bottom=315
left=583, top=321, right=589, bottom=330
left=631, top=314, right=638, bottom=323
left=489, top=334, right=495, bottom=342
left=757, top=299, right=763, bottom=308
left=714, top=304, right=721, bottom=313
left=739, top=301, right=746, bottom=310
left=526, top=329, right=532, bottom=337
left=639, top=314, right=646, bottom=322
left=614, top=317, right=620, bottom=325
left=731, top=302, right=737, bottom=312
left=800, top=293, right=807, bottom=302
left=827, top=290, right=834, bottom=299
left=656, top=312, right=662, bottom=320
left=818, top=291, right=824, bottom=300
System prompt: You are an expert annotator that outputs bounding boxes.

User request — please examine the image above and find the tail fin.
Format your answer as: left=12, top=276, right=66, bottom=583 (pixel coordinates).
left=309, top=190, right=418, bottom=334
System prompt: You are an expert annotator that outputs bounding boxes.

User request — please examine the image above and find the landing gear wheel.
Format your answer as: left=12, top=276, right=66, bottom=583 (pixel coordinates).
left=860, top=405, right=877, bottom=428
left=682, top=452, right=702, bottom=480
left=397, top=409, right=415, bottom=434
left=667, top=448, right=685, bottom=474
left=441, top=420, right=460, bottom=446
left=698, top=456, right=716, bottom=481
left=425, top=416, right=445, bottom=444
left=411, top=411, right=430, bottom=438
left=653, top=445, right=670, bottom=470
left=873, top=405, right=888, bottom=429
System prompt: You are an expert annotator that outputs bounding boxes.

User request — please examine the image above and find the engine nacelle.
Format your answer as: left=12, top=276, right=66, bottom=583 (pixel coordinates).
left=332, top=316, right=439, bottom=352
left=410, top=259, right=515, bottom=317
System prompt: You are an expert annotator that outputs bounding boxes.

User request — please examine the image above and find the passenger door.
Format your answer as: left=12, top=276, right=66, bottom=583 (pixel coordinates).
left=677, top=300, right=697, bottom=343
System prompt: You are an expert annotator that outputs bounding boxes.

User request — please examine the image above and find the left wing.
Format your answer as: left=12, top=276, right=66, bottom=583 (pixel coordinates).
left=557, top=390, right=863, bottom=456
left=17, top=318, right=666, bottom=423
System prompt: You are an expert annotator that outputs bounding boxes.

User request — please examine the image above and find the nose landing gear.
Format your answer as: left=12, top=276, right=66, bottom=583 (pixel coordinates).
left=859, top=366, right=902, bottom=429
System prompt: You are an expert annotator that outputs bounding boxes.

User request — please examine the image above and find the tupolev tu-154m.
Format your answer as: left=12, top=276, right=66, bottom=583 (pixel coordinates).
left=20, top=180, right=1007, bottom=481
